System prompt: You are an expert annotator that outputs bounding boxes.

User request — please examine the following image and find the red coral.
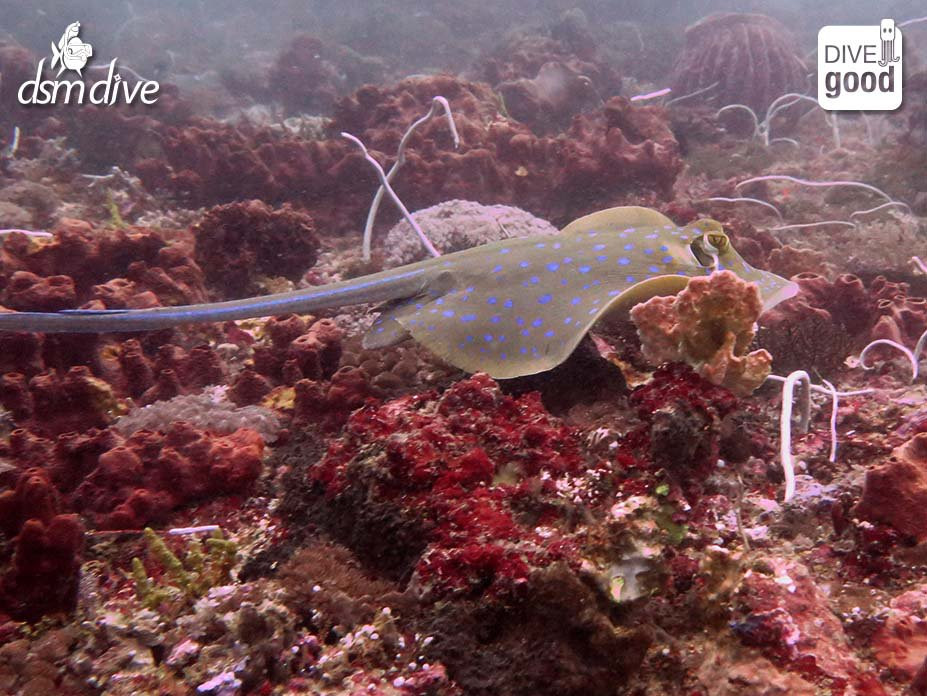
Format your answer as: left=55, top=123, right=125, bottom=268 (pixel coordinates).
left=853, top=434, right=927, bottom=542
left=627, top=363, right=741, bottom=495
left=308, top=373, right=585, bottom=598
left=192, top=200, right=320, bottom=298
left=0, top=514, right=84, bottom=621
left=0, top=219, right=207, bottom=311
left=0, top=466, right=84, bottom=620
left=732, top=555, right=887, bottom=693
left=63, top=423, right=266, bottom=529
left=671, top=13, right=808, bottom=113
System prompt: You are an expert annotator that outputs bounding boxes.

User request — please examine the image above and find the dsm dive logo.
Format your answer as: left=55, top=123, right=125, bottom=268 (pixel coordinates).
left=18, top=21, right=159, bottom=106
left=818, top=19, right=902, bottom=110
left=50, top=21, right=93, bottom=76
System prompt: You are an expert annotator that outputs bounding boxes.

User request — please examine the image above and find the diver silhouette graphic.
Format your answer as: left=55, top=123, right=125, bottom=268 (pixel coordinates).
left=879, top=19, right=900, bottom=67
left=50, top=21, right=93, bottom=77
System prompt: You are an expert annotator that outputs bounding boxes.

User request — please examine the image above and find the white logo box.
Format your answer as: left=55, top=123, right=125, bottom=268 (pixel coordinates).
left=818, top=21, right=903, bottom=111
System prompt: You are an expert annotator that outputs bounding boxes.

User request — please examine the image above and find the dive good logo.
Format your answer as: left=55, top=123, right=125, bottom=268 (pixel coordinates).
left=17, top=21, right=160, bottom=106
left=818, top=19, right=902, bottom=110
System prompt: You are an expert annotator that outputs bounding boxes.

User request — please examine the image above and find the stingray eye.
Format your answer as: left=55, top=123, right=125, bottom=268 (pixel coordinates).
left=706, top=232, right=729, bottom=252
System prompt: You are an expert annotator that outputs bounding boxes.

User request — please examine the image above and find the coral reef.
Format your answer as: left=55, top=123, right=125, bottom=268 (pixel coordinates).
left=670, top=13, right=808, bottom=113
left=630, top=270, right=772, bottom=396
left=191, top=199, right=319, bottom=298
left=854, top=434, right=927, bottom=541
left=383, top=199, right=558, bottom=266
left=0, top=7, right=925, bottom=694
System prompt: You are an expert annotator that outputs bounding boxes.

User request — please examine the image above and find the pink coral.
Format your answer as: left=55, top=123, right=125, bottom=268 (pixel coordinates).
left=630, top=270, right=771, bottom=395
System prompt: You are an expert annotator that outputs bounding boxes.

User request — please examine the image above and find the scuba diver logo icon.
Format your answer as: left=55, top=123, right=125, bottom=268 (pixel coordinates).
left=50, top=22, right=93, bottom=77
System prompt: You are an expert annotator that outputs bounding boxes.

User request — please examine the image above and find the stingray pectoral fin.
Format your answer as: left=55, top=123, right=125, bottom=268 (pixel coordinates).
left=560, top=206, right=676, bottom=236
left=395, top=274, right=694, bottom=380
left=362, top=315, right=411, bottom=349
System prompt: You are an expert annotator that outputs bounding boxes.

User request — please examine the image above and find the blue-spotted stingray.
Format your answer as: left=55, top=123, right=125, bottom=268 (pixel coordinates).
left=0, top=207, right=797, bottom=379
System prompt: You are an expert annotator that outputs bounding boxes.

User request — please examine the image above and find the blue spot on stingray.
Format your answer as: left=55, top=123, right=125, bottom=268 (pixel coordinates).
left=435, top=298, right=444, bottom=305
left=487, top=297, right=497, bottom=305
left=564, top=317, right=573, bottom=324
left=582, top=284, right=590, bottom=290
left=520, top=260, right=530, bottom=268
left=649, top=265, right=660, bottom=273
left=544, top=330, right=554, bottom=338
left=500, top=353, right=507, bottom=360
left=592, top=279, right=601, bottom=286
left=442, top=310, right=455, bottom=317
left=624, top=243, right=634, bottom=251
left=578, top=265, right=591, bottom=274
left=596, top=255, right=607, bottom=262
left=490, top=316, right=501, bottom=324
left=521, top=329, right=530, bottom=337
left=409, top=320, right=419, bottom=326
left=624, top=227, right=635, bottom=233
left=588, top=230, right=598, bottom=237
left=560, top=278, right=568, bottom=286
left=461, top=295, right=470, bottom=302
left=563, top=256, right=573, bottom=264
left=492, top=264, right=503, bottom=273
left=479, top=347, right=488, bottom=353
left=504, top=299, right=513, bottom=308
left=618, top=257, right=630, bottom=266
left=498, top=335, right=506, bottom=343
left=571, top=297, right=581, bottom=305
left=538, top=294, right=552, bottom=304
left=530, top=276, right=539, bottom=284
left=516, top=317, right=525, bottom=326
left=593, top=243, right=606, bottom=251
left=588, top=308, right=598, bottom=315
left=662, top=256, right=674, bottom=264
left=531, top=317, right=543, bottom=327
left=484, top=334, right=493, bottom=342
left=644, top=248, right=654, bottom=255
left=608, top=289, right=621, bottom=297
left=520, top=347, right=528, bottom=354
left=466, top=335, right=474, bottom=342
left=649, top=232, right=660, bottom=238
left=660, top=244, right=669, bottom=252
left=592, top=298, right=601, bottom=305
left=500, top=248, right=511, bottom=254
left=467, top=287, right=475, bottom=293
left=691, top=228, right=701, bottom=235
left=535, top=242, right=546, bottom=248
left=553, top=242, right=561, bottom=249
left=547, top=262, right=559, bottom=272
left=626, top=275, right=635, bottom=283
left=427, top=325, right=436, bottom=331
left=415, top=303, right=424, bottom=309
left=375, top=327, right=384, bottom=333
left=461, top=313, right=477, bottom=322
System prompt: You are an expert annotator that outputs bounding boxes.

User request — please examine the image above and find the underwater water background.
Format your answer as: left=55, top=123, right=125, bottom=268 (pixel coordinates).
left=0, top=0, right=925, bottom=695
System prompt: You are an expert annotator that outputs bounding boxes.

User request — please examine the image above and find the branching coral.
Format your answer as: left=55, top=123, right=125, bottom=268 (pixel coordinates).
left=630, top=270, right=771, bottom=396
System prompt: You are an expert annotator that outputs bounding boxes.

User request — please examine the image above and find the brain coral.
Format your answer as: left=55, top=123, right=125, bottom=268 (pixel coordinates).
left=382, top=199, right=558, bottom=267
left=670, top=13, right=808, bottom=113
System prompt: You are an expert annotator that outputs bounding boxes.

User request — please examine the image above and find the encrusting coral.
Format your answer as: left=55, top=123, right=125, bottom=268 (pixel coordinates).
left=630, top=270, right=772, bottom=396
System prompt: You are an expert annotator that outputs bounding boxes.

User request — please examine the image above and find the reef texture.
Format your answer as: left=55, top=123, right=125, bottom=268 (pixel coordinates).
left=1, top=9, right=926, bottom=695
